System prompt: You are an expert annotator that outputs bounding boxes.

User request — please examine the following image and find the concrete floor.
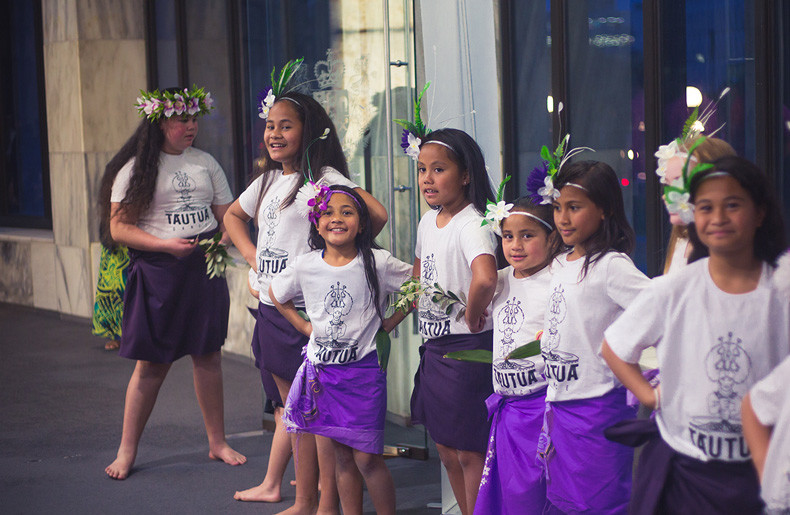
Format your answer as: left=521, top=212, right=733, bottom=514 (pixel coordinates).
left=0, top=303, right=442, bottom=514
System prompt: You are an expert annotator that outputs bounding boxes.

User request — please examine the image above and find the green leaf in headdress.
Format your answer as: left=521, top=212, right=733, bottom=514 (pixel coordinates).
left=680, top=106, right=700, bottom=141
left=413, top=82, right=432, bottom=137
left=270, top=57, right=304, bottom=97
left=393, top=119, right=421, bottom=136
left=495, top=175, right=512, bottom=203
left=443, top=349, right=493, bottom=364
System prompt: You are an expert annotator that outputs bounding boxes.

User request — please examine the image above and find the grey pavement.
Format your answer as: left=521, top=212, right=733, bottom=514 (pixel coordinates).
left=0, top=303, right=441, bottom=514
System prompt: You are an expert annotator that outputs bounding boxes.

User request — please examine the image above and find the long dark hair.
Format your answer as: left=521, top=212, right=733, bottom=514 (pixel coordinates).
left=687, top=156, right=787, bottom=266
left=554, top=160, right=635, bottom=279
left=502, top=196, right=563, bottom=271
left=308, top=186, right=384, bottom=322
left=420, top=128, right=495, bottom=214
left=252, top=93, right=350, bottom=221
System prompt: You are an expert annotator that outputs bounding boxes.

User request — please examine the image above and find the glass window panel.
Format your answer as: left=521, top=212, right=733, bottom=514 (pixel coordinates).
left=154, top=0, right=179, bottom=89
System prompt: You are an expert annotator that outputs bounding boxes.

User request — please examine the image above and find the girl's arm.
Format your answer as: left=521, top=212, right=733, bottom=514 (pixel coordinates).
left=741, top=393, right=772, bottom=481
left=354, top=187, right=388, bottom=236
left=110, top=203, right=196, bottom=258
left=382, top=258, right=421, bottom=333
left=602, top=340, right=657, bottom=409
left=465, top=254, right=497, bottom=333
left=268, top=285, right=312, bottom=337
left=223, top=199, right=257, bottom=270
left=211, top=202, right=233, bottom=245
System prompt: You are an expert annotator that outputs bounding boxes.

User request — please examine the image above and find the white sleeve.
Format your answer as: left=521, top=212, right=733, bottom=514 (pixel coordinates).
left=460, top=218, right=498, bottom=266
left=237, top=176, right=264, bottom=218
left=269, top=255, right=302, bottom=304
left=110, top=159, right=135, bottom=202
left=606, top=254, right=651, bottom=309
left=207, top=154, right=234, bottom=205
left=318, top=167, right=358, bottom=189
left=749, top=356, right=790, bottom=426
left=604, top=284, right=663, bottom=364
left=379, top=251, right=414, bottom=294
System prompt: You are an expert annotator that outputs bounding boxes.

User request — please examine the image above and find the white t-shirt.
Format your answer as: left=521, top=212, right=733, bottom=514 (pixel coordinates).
left=543, top=251, right=650, bottom=402
left=111, top=147, right=234, bottom=239
left=750, top=355, right=790, bottom=512
left=237, top=167, right=357, bottom=306
left=491, top=265, right=552, bottom=396
left=270, top=249, right=412, bottom=365
left=605, top=258, right=790, bottom=463
left=414, top=204, right=498, bottom=339
left=666, top=237, right=691, bottom=274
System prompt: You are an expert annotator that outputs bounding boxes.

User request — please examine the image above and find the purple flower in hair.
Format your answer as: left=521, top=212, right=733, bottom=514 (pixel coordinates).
left=526, top=161, right=550, bottom=204
left=186, top=97, right=201, bottom=116
left=400, top=129, right=410, bottom=151
left=307, top=183, right=333, bottom=226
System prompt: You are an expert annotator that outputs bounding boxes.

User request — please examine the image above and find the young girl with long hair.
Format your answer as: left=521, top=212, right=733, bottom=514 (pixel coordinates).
left=474, top=195, right=561, bottom=514
left=269, top=185, right=412, bottom=515
left=104, top=86, right=246, bottom=480
left=603, top=156, right=790, bottom=514
left=539, top=160, right=650, bottom=513
left=409, top=128, right=498, bottom=515
left=224, top=85, right=386, bottom=511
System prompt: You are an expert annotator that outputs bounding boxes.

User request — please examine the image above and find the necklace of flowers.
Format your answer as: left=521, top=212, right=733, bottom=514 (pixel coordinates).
left=394, top=82, right=432, bottom=161
left=135, top=85, right=214, bottom=121
left=258, top=58, right=305, bottom=120
left=662, top=136, right=714, bottom=224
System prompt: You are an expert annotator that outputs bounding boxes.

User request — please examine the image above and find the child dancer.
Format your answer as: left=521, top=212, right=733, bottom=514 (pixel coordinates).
left=224, top=60, right=387, bottom=512
left=409, top=128, right=498, bottom=515
left=539, top=159, right=650, bottom=513
left=603, top=155, right=789, bottom=513
left=474, top=193, right=560, bottom=515
left=269, top=185, right=412, bottom=515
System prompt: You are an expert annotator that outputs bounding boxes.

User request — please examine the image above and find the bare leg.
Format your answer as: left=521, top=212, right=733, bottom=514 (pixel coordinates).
left=436, top=443, right=469, bottom=515
left=105, top=360, right=171, bottom=480
left=234, top=406, right=292, bottom=502
left=315, top=436, right=340, bottom=514
left=458, top=450, right=485, bottom=514
left=353, top=448, right=395, bottom=515
left=333, top=442, right=363, bottom=515
left=192, top=351, right=246, bottom=465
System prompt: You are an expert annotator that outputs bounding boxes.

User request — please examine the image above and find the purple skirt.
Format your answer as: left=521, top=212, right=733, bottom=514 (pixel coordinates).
left=119, top=230, right=228, bottom=364
left=410, top=331, right=494, bottom=453
left=247, top=306, right=283, bottom=409
left=539, top=387, right=636, bottom=514
left=252, top=303, right=308, bottom=383
left=474, top=389, right=547, bottom=515
left=283, top=352, right=386, bottom=454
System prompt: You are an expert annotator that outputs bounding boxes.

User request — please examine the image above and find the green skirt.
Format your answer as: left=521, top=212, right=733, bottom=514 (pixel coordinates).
left=92, top=245, right=129, bottom=340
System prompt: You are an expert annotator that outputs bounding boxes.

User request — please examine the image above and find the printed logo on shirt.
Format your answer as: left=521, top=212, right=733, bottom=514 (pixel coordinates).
left=418, top=254, right=451, bottom=338
left=314, top=281, right=359, bottom=364
left=165, top=171, right=212, bottom=231
left=257, top=196, right=288, bottom=277
left=542, top=285, right=579, bottom=389
left=688, top=332, right=752, bottom=461
left=493, top=297, right=541, bottom=393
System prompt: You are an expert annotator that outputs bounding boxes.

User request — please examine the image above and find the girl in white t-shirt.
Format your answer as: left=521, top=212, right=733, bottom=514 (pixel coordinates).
left=540, top=160, right=650, bottom=513
left=408, top=128, right=498, bottom=515
left=474, top=195, right=560, bottom=515
left=603, top=156, right=789, bottom=513
left=270, top=185, right=412, bottom=515
left=225, top=87, right=386, bottom=509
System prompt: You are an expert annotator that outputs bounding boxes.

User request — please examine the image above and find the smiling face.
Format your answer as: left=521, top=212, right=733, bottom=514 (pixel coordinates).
left=264, top=101, right=304, bottom=173
left=317, top=192, right=362, bottom=252
left=501, top=213, right=550, bottom=278
left=553, top=185, right=605, bottom=257
left=693, top=175, right=764, bottom=259
left=160, top=115, right=198, bottom=154
left=417, top=143, right=470, bottom=212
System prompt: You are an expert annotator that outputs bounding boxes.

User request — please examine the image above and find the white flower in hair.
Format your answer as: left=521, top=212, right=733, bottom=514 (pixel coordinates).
left=485, top=201, right=514, bottom=226
left=405, top=132, right=421, bottom=161
left=295, top=180, right=322, bottom=220
left=666, top=191, right=694, bottom=224
left=537, top=176, right=560, bottom=205
left=259, top=89, right=276, bottom=120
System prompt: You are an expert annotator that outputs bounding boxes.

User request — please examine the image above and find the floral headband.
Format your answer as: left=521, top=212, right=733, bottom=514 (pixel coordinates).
left=258, top=58, right=304, bottom=120
left=662, top=136, right=715, bottom=224
left=293, top=128, right=343, bottom=226
left=481, top=175, right=552, bottom=236
left=393, top=82, right=457, bottom=160
left=135, top=85, right=214, bottom=121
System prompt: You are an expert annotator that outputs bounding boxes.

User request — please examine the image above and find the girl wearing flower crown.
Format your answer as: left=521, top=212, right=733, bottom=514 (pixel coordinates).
left=103, top=86, right=246, bottom=480
left=603, top=156, right=790, bottom=513
left=224, top=60, right=386, bottom=511
left=537, top=159, right=650, bottom=513
left=473, top=193, right=561, bottom=514
left=406, top=127, right=498, bottom=515
left=269, top=185, right=411, bottom=515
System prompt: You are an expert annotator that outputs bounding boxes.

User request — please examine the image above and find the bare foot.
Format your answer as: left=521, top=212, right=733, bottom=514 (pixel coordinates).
left=274, top=502, right=319, bottom=515
left=104, top=340, right=120, bottom=351
left=209, top=442, right=247, bottom=466
left=290, top=479, right=297, bottom=486
left=234, top=481, right=282, bottom=503
left=105, top=448, right=135, bottom=480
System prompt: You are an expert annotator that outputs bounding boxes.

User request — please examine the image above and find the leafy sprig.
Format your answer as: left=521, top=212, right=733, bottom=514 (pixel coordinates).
left=198, top=232, right=234, bottom=279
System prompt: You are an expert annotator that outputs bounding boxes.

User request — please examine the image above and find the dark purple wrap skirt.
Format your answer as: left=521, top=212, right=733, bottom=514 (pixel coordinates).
left=251, top=303, right=308, bottom=384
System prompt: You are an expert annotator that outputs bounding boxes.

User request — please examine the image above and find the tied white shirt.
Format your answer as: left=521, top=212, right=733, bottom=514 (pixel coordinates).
left=237, top=167, right=357, bottom=306
left=543, top=251, right=650, bottom=402
left=605, top=258, right=790, bottom=463
left=491, top=266, right=552, bottom=396
left=270, top=249, right=412, bottom=365
left=111, top=147, right=234, bottom=239
left=414, top=204, right=497, bottom=339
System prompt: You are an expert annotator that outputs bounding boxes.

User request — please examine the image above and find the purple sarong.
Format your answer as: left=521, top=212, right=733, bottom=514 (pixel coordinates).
left=119, top=229, right=228, bottom=363
left=474, top=389, right=547, bottom=515
left=283, top=351, right=386, bottom=454
left=410, top=331, right=494, bottom=453
left=252, top=303, right=308, bottom=382
left=247, top=306, right=283, bottom=409
left=539, top=387, right=636, bottom=514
